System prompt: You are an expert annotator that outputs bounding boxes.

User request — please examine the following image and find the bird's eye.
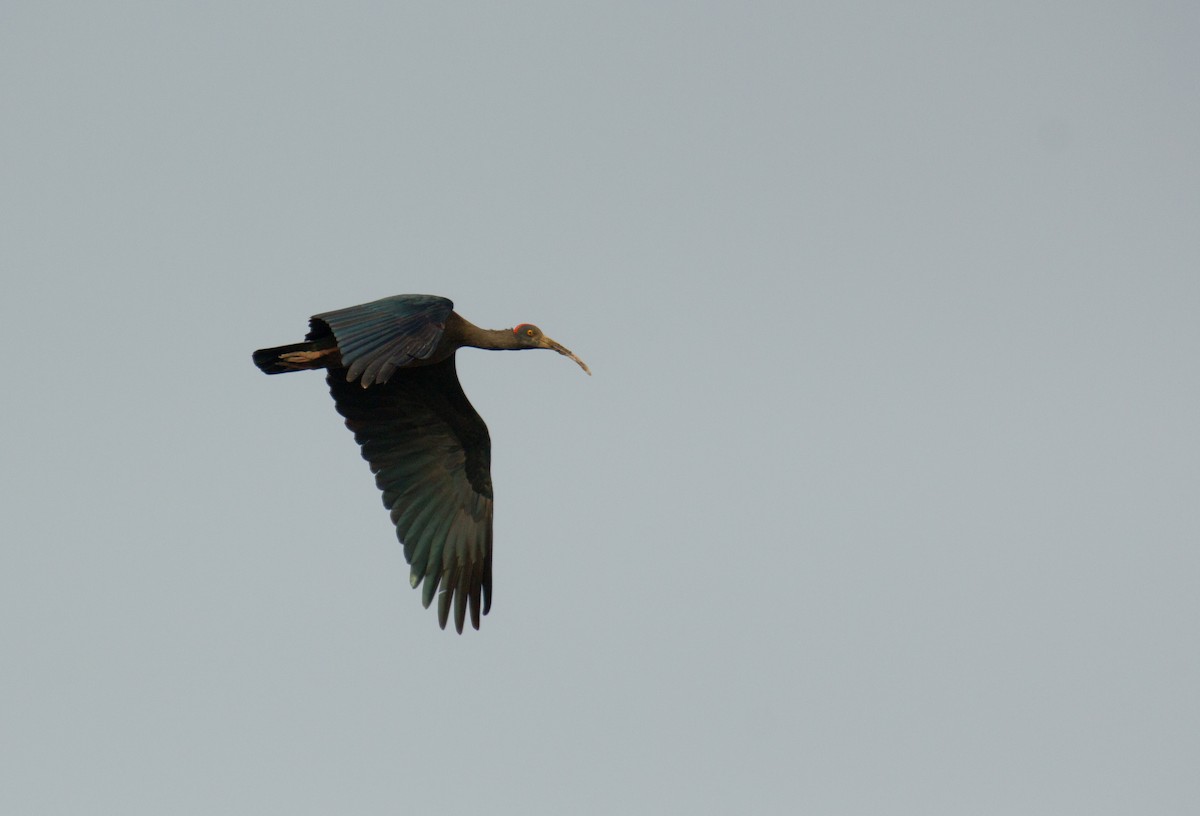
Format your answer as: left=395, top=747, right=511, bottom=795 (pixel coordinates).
left=526, top=328, right=535, bottom=337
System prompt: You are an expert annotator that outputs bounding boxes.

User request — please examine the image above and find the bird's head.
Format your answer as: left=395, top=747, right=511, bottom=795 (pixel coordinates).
left=513, top=323, right=591, bottom=375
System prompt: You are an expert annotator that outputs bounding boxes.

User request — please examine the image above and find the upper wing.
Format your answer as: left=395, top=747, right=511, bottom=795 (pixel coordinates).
left=310, top=294, right=454, bottom=386
left=327, top=355, right=493, bottom=633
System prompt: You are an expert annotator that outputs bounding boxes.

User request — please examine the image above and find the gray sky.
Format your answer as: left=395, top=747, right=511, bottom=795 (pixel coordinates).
left=3, top=2, right=1198, bottom=814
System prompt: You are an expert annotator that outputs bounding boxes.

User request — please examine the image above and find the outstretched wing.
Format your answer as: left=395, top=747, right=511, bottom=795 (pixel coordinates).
left=327, top=355, right=494, bottom=632
left=311, top=294, right=454, bottom=386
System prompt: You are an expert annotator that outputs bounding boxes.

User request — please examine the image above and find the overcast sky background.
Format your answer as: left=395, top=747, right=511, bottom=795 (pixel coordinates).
left=2, top=3, right=1198, bottom=814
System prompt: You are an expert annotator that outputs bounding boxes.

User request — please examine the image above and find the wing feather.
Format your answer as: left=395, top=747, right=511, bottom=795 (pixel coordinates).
left=313, top=294, right=454, bottom=386
left=327, top=354, right=493, bottom=632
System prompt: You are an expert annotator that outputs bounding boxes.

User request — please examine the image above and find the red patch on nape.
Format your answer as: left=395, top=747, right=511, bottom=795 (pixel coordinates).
left=513, top=323, right=531, bottom=335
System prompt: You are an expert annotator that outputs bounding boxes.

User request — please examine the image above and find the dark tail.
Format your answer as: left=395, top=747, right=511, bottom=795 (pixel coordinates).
left=252, top=342, right=319, bottom=375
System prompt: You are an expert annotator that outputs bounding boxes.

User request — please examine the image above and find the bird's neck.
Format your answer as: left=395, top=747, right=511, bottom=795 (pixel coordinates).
left=448, top=313, right=522, bottom=351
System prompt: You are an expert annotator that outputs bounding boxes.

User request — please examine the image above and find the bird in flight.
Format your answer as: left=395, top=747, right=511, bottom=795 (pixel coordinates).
left=253, top=294, right=589, bottom=632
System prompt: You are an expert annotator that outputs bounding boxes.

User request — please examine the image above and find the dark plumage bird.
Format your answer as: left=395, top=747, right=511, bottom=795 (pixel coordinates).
left=252, top=294, right=589, bottom=632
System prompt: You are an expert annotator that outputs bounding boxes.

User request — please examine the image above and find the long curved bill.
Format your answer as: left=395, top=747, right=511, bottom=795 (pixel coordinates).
left=544, top=337, right=591, bottom=375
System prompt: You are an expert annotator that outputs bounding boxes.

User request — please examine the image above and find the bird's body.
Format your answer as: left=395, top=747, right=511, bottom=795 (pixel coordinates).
left=253, top=294, right=588, bottom=632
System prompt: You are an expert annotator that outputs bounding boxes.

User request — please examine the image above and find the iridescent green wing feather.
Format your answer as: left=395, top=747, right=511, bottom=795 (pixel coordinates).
left=311, top=294, right=454, bottom=386
left=327, top=355, right=493, bottom=632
